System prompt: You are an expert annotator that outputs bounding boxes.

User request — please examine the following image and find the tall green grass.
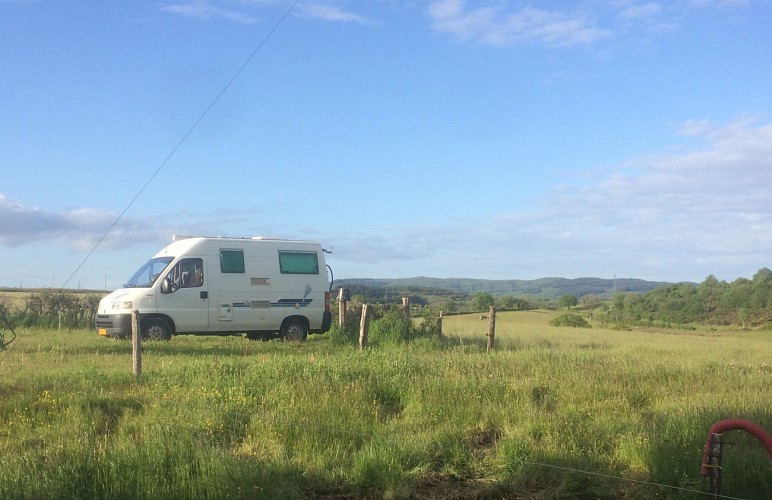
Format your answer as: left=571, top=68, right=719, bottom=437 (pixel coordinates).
left=0, top=313, right=770, bottom=499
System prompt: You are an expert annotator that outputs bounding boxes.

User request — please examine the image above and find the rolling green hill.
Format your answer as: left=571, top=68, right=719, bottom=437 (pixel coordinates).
left=333, top=276, right=672, bottom=300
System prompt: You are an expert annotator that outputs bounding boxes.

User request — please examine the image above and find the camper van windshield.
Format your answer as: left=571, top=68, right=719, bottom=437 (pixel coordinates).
left=124, top=257, right=174, bottom=288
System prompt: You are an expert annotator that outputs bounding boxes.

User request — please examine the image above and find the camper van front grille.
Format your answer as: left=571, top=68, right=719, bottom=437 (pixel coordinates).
left=95, top=315, right=113, bottom=328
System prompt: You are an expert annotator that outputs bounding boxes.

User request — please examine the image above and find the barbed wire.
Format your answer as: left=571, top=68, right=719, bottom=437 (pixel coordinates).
left=3, top=386, right=760, bottom=499
left=2, top=325, right=768, bottom=497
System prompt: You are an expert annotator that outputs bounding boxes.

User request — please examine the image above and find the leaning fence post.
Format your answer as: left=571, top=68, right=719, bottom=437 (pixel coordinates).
left=359, top=304, right=371, bottom=351
left=131, top=310, right=142, bottom=377
left=337, top=288, right=348, bottom=328
left=486, top=306, right=496, bottom=352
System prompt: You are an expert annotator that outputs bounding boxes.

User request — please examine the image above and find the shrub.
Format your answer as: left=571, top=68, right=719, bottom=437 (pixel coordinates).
left=549, top=313, right=591, bottom=328
left=370, top=307, right=412, bottom=346
left=12, top=291, right=103, bottom=329
left=331, top=305, right=444, bottom=348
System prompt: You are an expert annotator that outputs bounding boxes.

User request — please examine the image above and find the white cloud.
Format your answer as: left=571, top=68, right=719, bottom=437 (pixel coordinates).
left=678, top=118, right=715, bottom=137
left=685, top=0, right=750, bottom=7
left=618, top=2, right=663, bottom=21
left=299, top=3, right=372, bottom=24
left=160, top=1, right=259, bottom=24
left=427, top=0, right=611, bottom=47
left=0, top=195, right=164, bottom=251
left=3, top=120, right=769, bottom=284
left=331, top=119, right=772, bottom=282
left=160, top=0, right=372, bottom=25
left=426, top=0, right=755, bottom=49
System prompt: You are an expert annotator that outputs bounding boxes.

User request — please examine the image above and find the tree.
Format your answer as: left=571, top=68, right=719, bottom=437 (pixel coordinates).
left=558, top=294, right=578, bottom=311
left=497, top=295, right=517, bottom=310
left=611, top=292, right=626, bottom=323
left=696, top=274, right=725, bottom=315
left=750, top=268, right=771, bottom=309
left=550, top=313, right=591, bottom=328
left=471, top=292, right=495, bottom=312
left=580, top=294, right=601, bottom=320
left=737, top=308, right=751, bottom=330
left=580, top=294, right=601, bottom=310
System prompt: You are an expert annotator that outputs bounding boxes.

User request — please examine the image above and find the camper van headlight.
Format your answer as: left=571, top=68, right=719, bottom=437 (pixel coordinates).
left=112, top=301, right=134, bottom=310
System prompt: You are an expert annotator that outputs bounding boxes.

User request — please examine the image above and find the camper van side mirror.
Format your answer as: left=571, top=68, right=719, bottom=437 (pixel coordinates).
left=161, top=277, right=173, bottom=294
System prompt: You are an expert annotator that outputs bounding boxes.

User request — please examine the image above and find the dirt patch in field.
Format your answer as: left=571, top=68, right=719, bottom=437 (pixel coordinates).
left=304, top=476, right=528, bottom=500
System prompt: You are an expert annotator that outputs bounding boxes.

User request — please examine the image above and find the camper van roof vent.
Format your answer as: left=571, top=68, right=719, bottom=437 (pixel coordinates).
left=172, top=235, right=196, bottom=241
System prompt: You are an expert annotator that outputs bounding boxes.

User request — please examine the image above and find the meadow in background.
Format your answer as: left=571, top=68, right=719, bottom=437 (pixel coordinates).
left=0, top=309, right=770, bottom=498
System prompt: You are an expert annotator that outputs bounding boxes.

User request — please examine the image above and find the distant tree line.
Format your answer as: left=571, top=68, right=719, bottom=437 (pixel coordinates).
left=598, top=268, right=771, bottom=328
left=336, top=269, right=771, bottom=329
left=4, top=268, right=768, bottom=332
left=334, top=276, right=668, bottom=300
left=332, top=286, right=542, bottom=315
left=0, top=290, right=102, bottom=329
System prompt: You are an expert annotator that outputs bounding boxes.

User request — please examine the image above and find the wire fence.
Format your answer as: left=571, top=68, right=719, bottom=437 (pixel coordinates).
left=3, top=384, right=763, bottom=499
left=2, top=316, right=770, bottom=498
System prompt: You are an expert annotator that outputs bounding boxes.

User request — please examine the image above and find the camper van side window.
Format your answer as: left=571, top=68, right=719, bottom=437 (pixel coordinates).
left=279, top=251, right=319, bottom=274
left=220, top=249, right=245, bottom=273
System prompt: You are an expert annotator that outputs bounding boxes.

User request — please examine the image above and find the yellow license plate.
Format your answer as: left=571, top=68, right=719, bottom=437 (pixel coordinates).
left=98, top=329, right=107, bottom=336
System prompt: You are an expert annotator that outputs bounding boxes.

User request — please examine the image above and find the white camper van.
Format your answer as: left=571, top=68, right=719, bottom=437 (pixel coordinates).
left=96, top=236, right=332, bottom=341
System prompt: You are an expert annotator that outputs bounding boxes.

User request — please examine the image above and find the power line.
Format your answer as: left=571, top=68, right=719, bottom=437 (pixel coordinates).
left=60, top=0, right=303, bottom=289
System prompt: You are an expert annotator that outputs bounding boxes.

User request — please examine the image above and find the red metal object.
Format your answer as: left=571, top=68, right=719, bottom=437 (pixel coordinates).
left=700, top=419, right=772, bottom=476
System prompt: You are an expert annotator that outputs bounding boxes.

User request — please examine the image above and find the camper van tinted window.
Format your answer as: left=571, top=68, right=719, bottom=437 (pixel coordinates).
left=220, top=249, right=245, bottom=273
left=279, top=251, right=319, bottom=274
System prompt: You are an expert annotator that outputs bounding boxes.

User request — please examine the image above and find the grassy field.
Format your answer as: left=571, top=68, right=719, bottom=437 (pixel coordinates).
left=0, top=289, right=35, bottom=309
left=0, top=310, right=770, bottom=499
left=0, top=289, right=106, bottom=303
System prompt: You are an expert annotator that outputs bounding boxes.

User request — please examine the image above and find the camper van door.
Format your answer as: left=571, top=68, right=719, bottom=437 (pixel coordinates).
left=158, top=257, right=210, bottom=333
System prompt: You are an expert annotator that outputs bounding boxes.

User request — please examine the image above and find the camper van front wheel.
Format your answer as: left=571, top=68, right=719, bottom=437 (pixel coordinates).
left=281, top=320, right=308, bottom=342
left=142, top=318, right=172, bottom=341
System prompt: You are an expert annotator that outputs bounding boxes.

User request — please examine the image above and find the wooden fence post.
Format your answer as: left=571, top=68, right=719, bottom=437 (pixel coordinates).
left=486, top=306, right=496, bottom=352
left=708, top=433, right=723, bottom=499
left=436, top=310, right=444, bottom=336
left=402, top=297, right=411, bottom=337
left=337, top=288, right=348, bottom=328
left=359, top=304, right=371, bottom=351
left=131, top=310, right=142, bottom=377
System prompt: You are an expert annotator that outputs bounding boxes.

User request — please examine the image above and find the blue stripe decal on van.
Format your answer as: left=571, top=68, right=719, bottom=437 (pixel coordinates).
left=271, top=298, right=313, bottom=308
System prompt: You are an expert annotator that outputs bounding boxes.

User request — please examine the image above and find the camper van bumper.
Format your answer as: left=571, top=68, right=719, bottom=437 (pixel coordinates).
left=96, top=313, right=132, bottom=338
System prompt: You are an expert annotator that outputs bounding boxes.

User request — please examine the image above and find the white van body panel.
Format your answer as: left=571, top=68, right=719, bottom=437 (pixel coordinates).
left=96, top=236, right=332, bottom=340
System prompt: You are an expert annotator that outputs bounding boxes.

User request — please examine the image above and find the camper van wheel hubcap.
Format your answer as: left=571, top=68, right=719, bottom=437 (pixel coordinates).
left=283, top=322, right=307, bottom=342
left=144, top=320, right=170, bottom=341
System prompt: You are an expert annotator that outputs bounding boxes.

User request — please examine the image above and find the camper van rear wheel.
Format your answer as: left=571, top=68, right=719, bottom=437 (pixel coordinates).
left=142, top=318, right=172, bottom=341
left=281, top=320, right=307, bottom=342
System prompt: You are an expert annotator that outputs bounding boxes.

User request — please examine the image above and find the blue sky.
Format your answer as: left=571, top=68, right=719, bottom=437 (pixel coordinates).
left=1, top=0, right=770, bottom=290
